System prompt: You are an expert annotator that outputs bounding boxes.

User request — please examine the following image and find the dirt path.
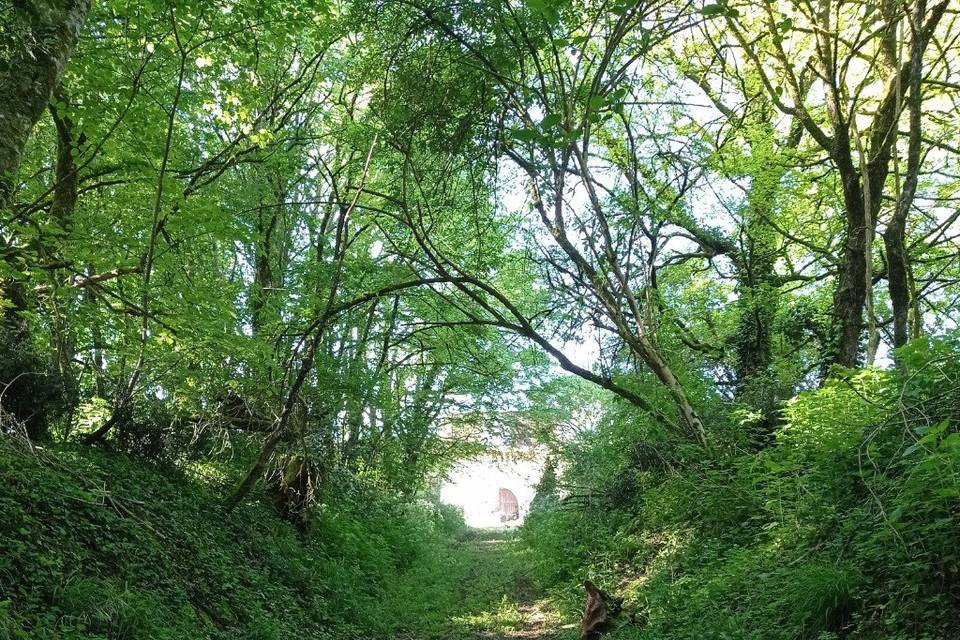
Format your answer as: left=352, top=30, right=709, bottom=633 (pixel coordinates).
left=441, top=530, right=576, bottom=640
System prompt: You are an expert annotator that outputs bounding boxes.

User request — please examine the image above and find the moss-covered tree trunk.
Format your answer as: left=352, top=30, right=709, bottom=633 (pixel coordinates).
left=0, top=0, right=90, bottom=210
left=731, top=121, right=800, bottom=418
left=0, top=1, right=90, bottom=438
left=1, top=0, right=90, bottom=325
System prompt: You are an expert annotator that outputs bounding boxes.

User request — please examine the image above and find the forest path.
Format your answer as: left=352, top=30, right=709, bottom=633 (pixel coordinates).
left=418, top=528, right=577, bottom=640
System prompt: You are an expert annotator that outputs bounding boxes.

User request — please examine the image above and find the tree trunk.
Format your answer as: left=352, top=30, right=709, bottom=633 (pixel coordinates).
left=733, top=126, right=794, bottom=400
left=826, top=0, right=946, bottom=368
left=49, top=88, right=82, bottom=225
left=885, top=0, right=927, bottom=351
left=0, top=0, right=91, bottom=210
left=0, top=2, right=90, bottom=438
left=826, top=116, right=870, bottom=371
left=48, top=89, right=83, bottom=420
left=830, top=181, right=868, bottom=369
left=732, top=224, right=779, bottom=435
left=226, top=327, right=325, bottom=511
left=626, top=331, right=707, bottom=445
left=884, top=222, right=911, bottom=349
left=731, top=118, right=803, bottom=438
left=250, top=179, right=287, bottom=337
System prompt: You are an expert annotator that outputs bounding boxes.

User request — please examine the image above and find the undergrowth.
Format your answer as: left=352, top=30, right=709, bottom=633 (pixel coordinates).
left=0, top=441, right=469, bottom=639
left=6, top=336, right=959, bottom=640
left=521, top=335, right=960, bottom=640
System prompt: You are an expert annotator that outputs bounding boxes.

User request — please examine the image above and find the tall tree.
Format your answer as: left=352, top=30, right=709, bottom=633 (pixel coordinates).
left=707, top=0, right=950, bottom=367
left=0, top=0, right=90, bottom=211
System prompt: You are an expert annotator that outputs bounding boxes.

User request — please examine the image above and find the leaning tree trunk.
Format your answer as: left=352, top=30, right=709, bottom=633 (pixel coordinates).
left=1, top=2, right=91, bottom=340
left=0, top=2, right=90, bottom=438
left=0, top=0, right=91, bottom=211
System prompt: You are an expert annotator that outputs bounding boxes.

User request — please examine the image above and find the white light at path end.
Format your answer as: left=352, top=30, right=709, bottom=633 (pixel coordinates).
left=440, top=454, right=545, bottom=529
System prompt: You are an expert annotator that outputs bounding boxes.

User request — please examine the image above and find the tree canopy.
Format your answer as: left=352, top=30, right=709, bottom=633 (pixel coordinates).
left=2, top=1, right=960, bottom=636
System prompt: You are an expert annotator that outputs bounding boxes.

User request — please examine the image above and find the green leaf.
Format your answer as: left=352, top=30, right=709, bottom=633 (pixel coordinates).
left=540, top=113, right=562, bottom=130
left=511, top=128, right=540, bottom=143
left=902, top=443, right=922, bottom=457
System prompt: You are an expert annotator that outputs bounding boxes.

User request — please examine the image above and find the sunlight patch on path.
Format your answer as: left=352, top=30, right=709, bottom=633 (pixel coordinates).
left=443, top=531, right=577, bottom=640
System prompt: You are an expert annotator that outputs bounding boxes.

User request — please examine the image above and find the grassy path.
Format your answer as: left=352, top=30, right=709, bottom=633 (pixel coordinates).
left=394, top=528, right=577, bottom=640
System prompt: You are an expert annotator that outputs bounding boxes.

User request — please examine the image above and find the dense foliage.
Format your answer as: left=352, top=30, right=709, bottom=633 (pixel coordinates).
left=2, top=0, right=960, bottom=638
left=523, top=336, right=960, bottom=639
left=0, top=437, right=485, bottom=639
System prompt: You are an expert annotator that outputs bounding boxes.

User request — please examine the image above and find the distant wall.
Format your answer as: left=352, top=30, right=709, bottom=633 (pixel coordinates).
left=440, top=452, right=545, bottom=528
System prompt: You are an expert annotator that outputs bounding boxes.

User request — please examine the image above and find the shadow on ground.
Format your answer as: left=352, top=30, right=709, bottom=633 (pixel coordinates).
left=437, top=528, right=578, bottom=640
